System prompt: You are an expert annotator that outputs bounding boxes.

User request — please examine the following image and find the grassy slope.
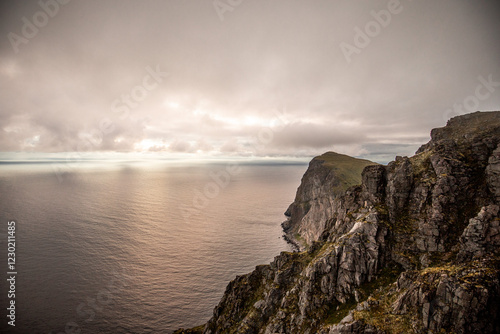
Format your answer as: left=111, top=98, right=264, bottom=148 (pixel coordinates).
left=314, top=151, right=379, bottom=193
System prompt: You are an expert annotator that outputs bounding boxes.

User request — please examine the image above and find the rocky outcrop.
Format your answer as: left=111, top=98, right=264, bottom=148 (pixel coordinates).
left=486, top=146, right=500, bottom=202
left=283, top=152, right=377, bottom=250
left=179, top=111, right=500, bottom=334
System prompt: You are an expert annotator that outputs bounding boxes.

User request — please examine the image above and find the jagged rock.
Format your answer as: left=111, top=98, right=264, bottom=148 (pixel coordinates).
left=386, top=157, right=413, bottom=221
left=486, top=145, right=500, bottom=201
left=178, top=111, right=500, bottom=334
left=458, top=205, right=500, bottom=261
left=390, top=258, right=500, bottom=334
left=361, top=165, right=386, bottom=201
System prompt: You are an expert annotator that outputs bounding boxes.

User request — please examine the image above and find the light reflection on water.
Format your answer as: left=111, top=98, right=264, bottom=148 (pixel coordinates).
left=0, top=162, right=306, bottom=333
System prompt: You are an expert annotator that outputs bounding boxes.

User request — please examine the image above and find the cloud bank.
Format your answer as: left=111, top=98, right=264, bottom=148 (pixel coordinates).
left=1, top=0, right=499, bottom=162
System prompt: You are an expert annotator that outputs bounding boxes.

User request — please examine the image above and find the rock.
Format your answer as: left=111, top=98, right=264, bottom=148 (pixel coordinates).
left=458, top=204, right=500, bottom=261
left=486, top=145, right=500, bottom=201
left=361, top=165, right=386, bottom=200
left=391, top=260, right=500, bottom=333
left=283, top=152, right=377, bottom=250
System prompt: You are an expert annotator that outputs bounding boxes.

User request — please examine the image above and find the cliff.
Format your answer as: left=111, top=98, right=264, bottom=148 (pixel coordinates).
left=175, top=111, right=500, bottom=334
left=282, top=152, right=377, bottom=250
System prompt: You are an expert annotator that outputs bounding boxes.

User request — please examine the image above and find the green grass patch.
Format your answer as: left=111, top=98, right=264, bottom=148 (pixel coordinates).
left=315, top=152, right=378, bottom=194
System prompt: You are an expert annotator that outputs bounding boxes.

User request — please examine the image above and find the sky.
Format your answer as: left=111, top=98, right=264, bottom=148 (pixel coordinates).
left=0, top=0, right=499, bottom=163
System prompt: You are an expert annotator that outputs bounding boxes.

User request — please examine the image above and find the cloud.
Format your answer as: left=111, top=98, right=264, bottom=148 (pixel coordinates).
left=272, top=122, right=366, bottom=149
left=0, top=0, right=499, bottom=162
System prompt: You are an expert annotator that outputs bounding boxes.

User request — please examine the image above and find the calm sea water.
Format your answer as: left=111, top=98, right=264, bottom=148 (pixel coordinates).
left=0, top=161, right=307, bottom=333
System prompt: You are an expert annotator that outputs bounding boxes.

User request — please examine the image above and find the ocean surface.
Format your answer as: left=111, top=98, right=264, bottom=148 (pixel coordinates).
left=0, top=161, right=307, bottom=333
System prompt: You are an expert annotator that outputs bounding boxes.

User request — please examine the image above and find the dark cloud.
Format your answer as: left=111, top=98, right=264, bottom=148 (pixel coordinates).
left=0, top=0, right=499, bottom=162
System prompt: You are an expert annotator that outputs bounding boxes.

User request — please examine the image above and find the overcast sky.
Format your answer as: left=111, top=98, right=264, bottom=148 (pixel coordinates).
left=1, top=0, right=499, bottom=163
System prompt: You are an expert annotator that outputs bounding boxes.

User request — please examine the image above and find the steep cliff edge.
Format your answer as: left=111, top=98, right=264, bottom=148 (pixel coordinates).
left=282, top=152, right=377, bottom=250
left=176, top=111, right=500, bottom=334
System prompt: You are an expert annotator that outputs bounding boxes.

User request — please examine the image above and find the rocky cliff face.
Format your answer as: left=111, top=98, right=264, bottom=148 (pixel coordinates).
left=282, top=152, right=377, bottom=250
left=175, top=111, right=500, bottom=334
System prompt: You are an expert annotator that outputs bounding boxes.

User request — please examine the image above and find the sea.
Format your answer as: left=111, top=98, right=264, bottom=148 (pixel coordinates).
left=0, top=160, right=307, bottom=333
